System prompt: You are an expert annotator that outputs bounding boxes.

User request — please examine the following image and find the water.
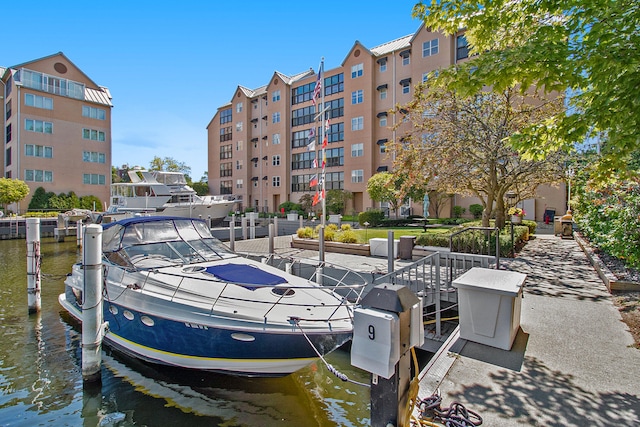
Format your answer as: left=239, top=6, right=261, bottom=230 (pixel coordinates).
left=0, top=238, right=371, bottom=426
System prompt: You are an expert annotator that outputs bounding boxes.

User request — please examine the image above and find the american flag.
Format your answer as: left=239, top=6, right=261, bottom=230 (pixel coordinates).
left=312, top=62, right=323, bottom=105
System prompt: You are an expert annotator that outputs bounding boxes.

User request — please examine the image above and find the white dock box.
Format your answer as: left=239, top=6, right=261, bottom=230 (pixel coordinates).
left=369, top=238, right=399, bottom=257
left=452, top=267, right=525, bottom=350
left=351, top=307, right=400, bottom=379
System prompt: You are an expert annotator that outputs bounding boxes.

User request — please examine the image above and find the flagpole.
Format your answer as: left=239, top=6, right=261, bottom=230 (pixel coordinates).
left=320, top=58, right=326, bottom=232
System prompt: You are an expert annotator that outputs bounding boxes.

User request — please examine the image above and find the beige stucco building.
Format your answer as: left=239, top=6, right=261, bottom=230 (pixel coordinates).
left=1, top=52, right=112, bottom=213
left=206, top=25, right=567, bottom=221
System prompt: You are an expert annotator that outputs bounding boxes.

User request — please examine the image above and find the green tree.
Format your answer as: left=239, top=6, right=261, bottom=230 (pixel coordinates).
left=28, top=187, right=50, bottom=210
left=0, top=178, right=30, bottom=213
left=391, top=85, right=565, bottom=228
left=326, top=189, right=353, bottom=215
left=366, top=172, right=408, bottom=218
left=413, top=0, right=640, bottom=182
left=149, top=156, right=191, bottom=178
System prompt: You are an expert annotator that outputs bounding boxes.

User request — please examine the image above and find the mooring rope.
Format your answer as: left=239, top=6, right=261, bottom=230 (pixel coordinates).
left=412, top=390, right=483, bottom=427
left=292, top=319, right=370, bottom=388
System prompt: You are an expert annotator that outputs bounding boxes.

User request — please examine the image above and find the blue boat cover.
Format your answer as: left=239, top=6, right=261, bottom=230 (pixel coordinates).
left=206, top=264, right=288, bottom=289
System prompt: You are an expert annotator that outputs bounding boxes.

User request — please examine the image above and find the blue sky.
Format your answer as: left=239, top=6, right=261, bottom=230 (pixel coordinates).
left=3, top=1, right=422, bottom=180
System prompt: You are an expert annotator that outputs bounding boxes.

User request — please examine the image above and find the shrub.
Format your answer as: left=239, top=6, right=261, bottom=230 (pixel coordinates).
left=324, top=228, right=336, bottom=241
left=469, top=204, right=483, bottom=219
left=278, top=201, right=301, bottom=213
left=341, top=224, right=352, bottom=231
left=296, top=227, right=314, bottom=238
left=452, top=206, right=466, bottom=218
left=337, top=229, right=358, bottom=243
left=359, top=209, right=385, bottom=227
left=327, top=223, right=339, bottom=232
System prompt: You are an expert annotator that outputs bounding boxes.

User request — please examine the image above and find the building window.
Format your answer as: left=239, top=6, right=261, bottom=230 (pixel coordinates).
left=26, top=119, right=53, bottom=134
left=220, top=108, right=232, bottom=124
left=457, top=35, right=469, bottom=60
left=220, top=180, right=233, bottom=194
left=6, top=100, right=11, bottom=120
left=220, top=126, right=232, bottom=142
left=22, top=69, right=85, bottom=99
left=236, top=122, right=243, bottom=132
left=351, top=63, right=363, bottom=78
left=236, top=179, right=243, bottom=189
left=325, top=147, right=344, bottom=167
left=292, top=82, right=315, bottom=104
left=5, top=147, right=11, bottom=166
left=324, top=98, right=344, bottom=119
left=272, top=112, right=281, bottom=123
left=325, top=171, right=344, bottom=190
left=351, top=90, right=364, bottom=105
left=351, top=117, right=364, bottom=131
left=6, top=124, right=12, bottom=143
left=272, top=133, right=280, bottom=145
left=236, top=160, right=243, bottom=170
left=82, top=173, right=105, bottom=185
left=236, top=140, right=243, bottom=151
left=379, top=59, right=387, bottom=72
left=380, top=88, right=387, bottom=100
left=351, top=169, right=364, bottom=183
left=82, top=128, right=106, bottom=141
left=400, top=79, right=412, bottom=95
left=422, top=39, right=439, bottom=57
left=326, top=122, right=344, bottom=143
left=26, top=93, right=53, bottom=110
left=26, top=145, right=53, bottom=158
left=82, top=105, right=106, bottom=119
left=272, top=176, right=281, bottom=187
left=272, top=155, right=280, bottom=166
left=324, top=73, right=344, bottom=96
left=380, top=116, right=387, bottom=127
left=236, top=102, right=243, bottom=113
left=272, top=90, right=281, bottom=102
left=351, top=143, right=363, bottom=157
left=220, top=144, right=233, bottom=159
left=292, top=106, right=315, bottom=127
left=220, top=162, right=232, bottom=177
left=292, top=152, right=316, bottom=170
left=400, top=50, right=411, bottom=66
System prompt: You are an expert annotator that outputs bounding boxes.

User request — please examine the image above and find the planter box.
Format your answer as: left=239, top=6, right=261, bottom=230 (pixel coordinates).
left=286, top=213, right=299, bottom=221
left=369, top=238, right=399, bottom=257
left=291, top=236, right=370, bottom=256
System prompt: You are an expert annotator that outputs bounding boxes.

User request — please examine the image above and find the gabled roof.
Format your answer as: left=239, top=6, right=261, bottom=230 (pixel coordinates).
left=8, top=52, right=103, bottom=89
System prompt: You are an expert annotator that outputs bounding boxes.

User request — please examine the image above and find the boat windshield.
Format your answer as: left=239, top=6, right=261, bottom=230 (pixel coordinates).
left=103, top=217, right=236, bottom=267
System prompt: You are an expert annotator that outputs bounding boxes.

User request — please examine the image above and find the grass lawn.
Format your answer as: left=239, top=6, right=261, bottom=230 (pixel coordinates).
left=352, top=227, right=449, bottom=243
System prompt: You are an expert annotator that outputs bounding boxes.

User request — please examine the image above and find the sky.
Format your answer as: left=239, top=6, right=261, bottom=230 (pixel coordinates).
left=2, top=1, right=423, bottom=180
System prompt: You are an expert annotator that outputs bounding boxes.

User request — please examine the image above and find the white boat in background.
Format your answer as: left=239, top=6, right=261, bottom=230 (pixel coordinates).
left=59, top=216, right=362, bottom=376
left=108, top=170, right=239, bottom=225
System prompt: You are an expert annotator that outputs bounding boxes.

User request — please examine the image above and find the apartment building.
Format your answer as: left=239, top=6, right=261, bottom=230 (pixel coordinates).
left=206, top=25, right=566, bottom=220
left=1, top=52, right=112, bottom=212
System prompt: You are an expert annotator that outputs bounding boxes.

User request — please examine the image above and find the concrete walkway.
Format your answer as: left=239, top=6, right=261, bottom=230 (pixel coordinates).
left=231, top=230, right=640, bottom=425
left=421, top=234, right=640, bottom=426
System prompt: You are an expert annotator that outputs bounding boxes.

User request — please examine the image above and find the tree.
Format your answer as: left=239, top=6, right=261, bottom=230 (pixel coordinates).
left=149, top=156, right=191, bottom=178
left=413, top=0, right=640, bottom=182
left=326, top=189, right=353, bottom=215
left=0, top=178, right=30, bottom=212
left=366, top=172, right=423, bottom=218
left=391, top=85, right=566, bottom=228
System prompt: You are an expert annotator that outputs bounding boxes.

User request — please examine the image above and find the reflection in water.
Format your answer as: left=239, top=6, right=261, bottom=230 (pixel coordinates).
left=0, top=238, right=370, bottom=426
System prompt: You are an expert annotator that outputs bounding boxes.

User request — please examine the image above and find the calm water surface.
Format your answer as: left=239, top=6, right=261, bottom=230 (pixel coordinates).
left=0, top=238, right=370, bottom=426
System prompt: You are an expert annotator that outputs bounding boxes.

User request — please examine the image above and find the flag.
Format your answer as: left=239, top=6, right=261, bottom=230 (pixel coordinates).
left=312, top=157, right=318, bottom=168
left=312, top=192, right=320, bottom=206
left=325, top=118, right=331, bottom=132
left=308, top=127, right=316, bottom=142
left=321, top=151, right=326, bottom=168
left=310, top=175, right=318, bottom=187
left=322, top=135, right=328, bottom=148
left=312, top=61, right=323, bottom=105
left=307, top=140, right=315, bottom=151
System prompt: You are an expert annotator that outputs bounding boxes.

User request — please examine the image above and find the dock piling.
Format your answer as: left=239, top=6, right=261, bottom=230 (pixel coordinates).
left=82, top=224, right=107, bottom=383
left=26, top=218, right=41, bottom=314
